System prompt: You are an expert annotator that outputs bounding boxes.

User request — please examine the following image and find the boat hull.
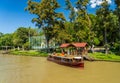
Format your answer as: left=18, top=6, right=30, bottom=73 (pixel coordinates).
left=47, top=56, right=84, bottom=67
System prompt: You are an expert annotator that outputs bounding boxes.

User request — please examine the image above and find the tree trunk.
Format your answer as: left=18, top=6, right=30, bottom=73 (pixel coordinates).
left=91, top=44, right=94, bottom=53
left=46, top=39, right=49, bottom=53
left=105, top=27, right=108, bottom=54
left=119, top=20, right=120, bottom=52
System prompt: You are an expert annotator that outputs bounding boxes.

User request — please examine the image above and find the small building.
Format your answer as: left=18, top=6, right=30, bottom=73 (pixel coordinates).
left=30, top=35, right=56, bottom=50
left=60, top=42, right=88, bottom=56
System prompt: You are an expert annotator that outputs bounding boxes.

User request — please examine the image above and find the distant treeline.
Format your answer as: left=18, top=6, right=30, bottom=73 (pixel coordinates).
left=26, top=0, right=120, bottom=53
left=0, top=0, right=120, bottom=54
left=0, top=27, right=38, bottom=50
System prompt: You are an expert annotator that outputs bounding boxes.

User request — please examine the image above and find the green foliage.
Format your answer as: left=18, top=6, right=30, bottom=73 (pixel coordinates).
left=0, top=33, right=13, bottom=46
left=93, top=37, right=100, bottom=45
left=0, top=32, right=3, bottom=46
left=114, top=43, right=120, bottom=50
left=0, top=32, right=3, bottom=38
left=0, top=0, right=120, bottom=56
left=65, top=0, right=76, bottom=22
left=96, top=1, right=119, bottom=45
left=54, top=22, right=74, bottom=43
left=74, top=0, right=93, bottom=43
left=13, top=27, right=27, bottom=47
left=110, top=42, right=120, bottom=55
left=95, top=1, right=120, bottom=54
left=89, top=52, right=120, bottom=61
left=26, top=0, right=65, bottom=49
left=26, top=0, right=65, bottom=27
left=13, top=27, right=37, bottom=47
left=10, top=50, right=48, bottom=57
left=23, top=42, right=30, bottom=50
left=114, top=0, right=120, bottom=53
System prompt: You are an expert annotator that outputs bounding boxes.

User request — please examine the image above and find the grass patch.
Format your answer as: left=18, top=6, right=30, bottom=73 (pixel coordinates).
left=89, top=52, right=120, bottom=61
left=9, top=50, right=48, bottom=57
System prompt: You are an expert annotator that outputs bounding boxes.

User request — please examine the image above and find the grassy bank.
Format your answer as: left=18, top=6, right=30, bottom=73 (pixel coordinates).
left=89, top=52, right=120, bottom=61
left=7, top=50, right=120, bottom=62
left=9, top=50, right=48, bottom=57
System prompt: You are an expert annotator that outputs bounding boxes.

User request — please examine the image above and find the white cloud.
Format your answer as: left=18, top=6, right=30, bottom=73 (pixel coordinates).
left=90, top=0, right=96, bottom=3
left=96, top=0, right=103, bottom=5
left=106, top=0, right=112, bottom=4
left=91, top=3, right=97, bottom=8
left=90, top=0, right=112, bottom=8
left=74, top=7, right=78, bottom=12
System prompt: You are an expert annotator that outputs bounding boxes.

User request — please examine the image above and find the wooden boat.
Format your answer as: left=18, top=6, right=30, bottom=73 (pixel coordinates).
left=47, top=42, right=88, bottom=67
left=47, top=55, right=84, bottom=67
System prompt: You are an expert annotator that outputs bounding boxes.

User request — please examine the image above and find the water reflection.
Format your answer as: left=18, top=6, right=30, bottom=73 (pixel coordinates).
left=0, top=54, right=120, bottom=83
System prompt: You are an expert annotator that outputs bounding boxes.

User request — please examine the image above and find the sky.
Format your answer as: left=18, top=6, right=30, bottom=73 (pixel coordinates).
left=0, top=0, right=115, bottom=34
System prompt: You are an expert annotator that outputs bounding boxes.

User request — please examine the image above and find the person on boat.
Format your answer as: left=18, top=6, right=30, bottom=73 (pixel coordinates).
left=60, top=52, right=64, bottom=56
left=52, top=52, right=57, bottom=56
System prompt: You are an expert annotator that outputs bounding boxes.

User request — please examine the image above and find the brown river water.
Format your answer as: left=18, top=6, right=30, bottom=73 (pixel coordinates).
left=0, top=54, right=120, bottom=83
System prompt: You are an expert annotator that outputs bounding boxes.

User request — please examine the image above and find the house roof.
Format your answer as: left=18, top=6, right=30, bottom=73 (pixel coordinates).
left=60, top=43, right=70, bottom=48
left=72, top=43, right=87, bottom=48
left=60, top=42, right=87, bottom=48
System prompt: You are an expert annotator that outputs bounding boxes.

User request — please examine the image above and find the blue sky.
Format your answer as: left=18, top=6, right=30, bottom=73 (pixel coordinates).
left=0, top=0, right=115, bottom=34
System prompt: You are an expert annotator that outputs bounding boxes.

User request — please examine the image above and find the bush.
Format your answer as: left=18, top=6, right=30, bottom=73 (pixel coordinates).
left=9, top=50, right=48, bottom=57
left=23, top=42, right=30, bottom=50
left=94, top=37, right=100, bottom=45
left=110, top=42, right=120, bottom=55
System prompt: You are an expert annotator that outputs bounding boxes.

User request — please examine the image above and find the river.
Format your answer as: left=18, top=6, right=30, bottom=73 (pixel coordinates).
left=0, top=54, right=120, bottom=83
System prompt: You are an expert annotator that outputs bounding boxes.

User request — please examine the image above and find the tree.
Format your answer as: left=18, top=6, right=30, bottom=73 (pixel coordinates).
left=96, top=0, right=118, bottom=54
left=97, top=1, right=110, bottom=54
left=0, top=32, right=3, bottom=46
left=54, top=22, right=74, bottom=43
left=65, top=0, right=95, bottom=47
left=26, top=0, right=65, bottom=52
left=65, top=0, right=76, bottom=22
left=114, top=0, right=120, bottom=51
left=0, top=33, right=13, bottom=46
left=0, top=32, right=3, bottom=38
left=74, top=0, right=92, bottom=43
left=13, top=27, right=37, bottom=49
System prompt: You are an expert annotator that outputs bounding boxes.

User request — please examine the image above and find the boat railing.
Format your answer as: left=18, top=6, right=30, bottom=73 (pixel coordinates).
left=49, top=54, right=83, bottom=63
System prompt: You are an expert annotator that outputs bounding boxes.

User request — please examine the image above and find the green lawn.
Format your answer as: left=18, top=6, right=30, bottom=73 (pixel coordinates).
left=9, top=50, right=120, bottom=62
left=9, top=50, right=48, bottom=57
left=89, top=52, right=120, bottom=61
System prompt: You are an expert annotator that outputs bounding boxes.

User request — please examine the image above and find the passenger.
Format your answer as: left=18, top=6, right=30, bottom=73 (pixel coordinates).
left=52, top=52, right=56, bottom=56
left=60, top=52, right=64, bottom=56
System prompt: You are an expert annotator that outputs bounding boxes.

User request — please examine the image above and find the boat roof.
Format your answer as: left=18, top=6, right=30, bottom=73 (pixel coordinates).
left=60, top=42, right=87, bottom=48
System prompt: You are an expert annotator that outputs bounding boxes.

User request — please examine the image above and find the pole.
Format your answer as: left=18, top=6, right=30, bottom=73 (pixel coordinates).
left=29, top=27, right=31, bottom=50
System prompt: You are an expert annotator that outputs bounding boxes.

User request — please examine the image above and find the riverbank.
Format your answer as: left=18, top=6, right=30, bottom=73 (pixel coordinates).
left=89, top=52, right=120, bottom=62
left=8, top=50, right=48, bottom=57
left=1, top=50, right=120, bottom=62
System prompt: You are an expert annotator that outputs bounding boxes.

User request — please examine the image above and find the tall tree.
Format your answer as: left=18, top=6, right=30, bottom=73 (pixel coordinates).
left=26, top=0, right=65, bottom=51
left=65, top=0, right=76, bottom=22
left=88, top=14, right=101, bottom=52
left=114, top=0, right=120, bottom=51
left=0, top=32, right=3, bottom=46
left=0, top=32, right=3, bottom=38
left=13, top=27, right=37, bottom=48
left=96, top=0, right=118, bottom=54
left=0, top=34, right=13, bottom=46
left=54, top=22, right=74, bottom=43
left=75, top=0, right=93, bottom=43
left=96, top=1, right=110, bottom=54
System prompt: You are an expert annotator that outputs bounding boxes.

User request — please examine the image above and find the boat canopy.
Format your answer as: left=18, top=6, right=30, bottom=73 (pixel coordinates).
left=60, top=42, right=87, bottom=48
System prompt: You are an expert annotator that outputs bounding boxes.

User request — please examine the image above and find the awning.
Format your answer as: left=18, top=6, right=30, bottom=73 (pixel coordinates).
left=60, top=42, right=87, bottom=48
left=60, top=43, right=70, bottom=48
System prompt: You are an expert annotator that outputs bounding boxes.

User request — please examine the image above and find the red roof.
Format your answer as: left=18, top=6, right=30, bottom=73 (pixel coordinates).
left=60, top=43, right=70, bottom=48
left=72, top=43, right=87, bottom=47
left=60, top=42, right=87, bottom=48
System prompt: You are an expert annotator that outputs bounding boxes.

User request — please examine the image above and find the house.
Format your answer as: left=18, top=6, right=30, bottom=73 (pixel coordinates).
left=60, top=42, right=88, bottom=56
